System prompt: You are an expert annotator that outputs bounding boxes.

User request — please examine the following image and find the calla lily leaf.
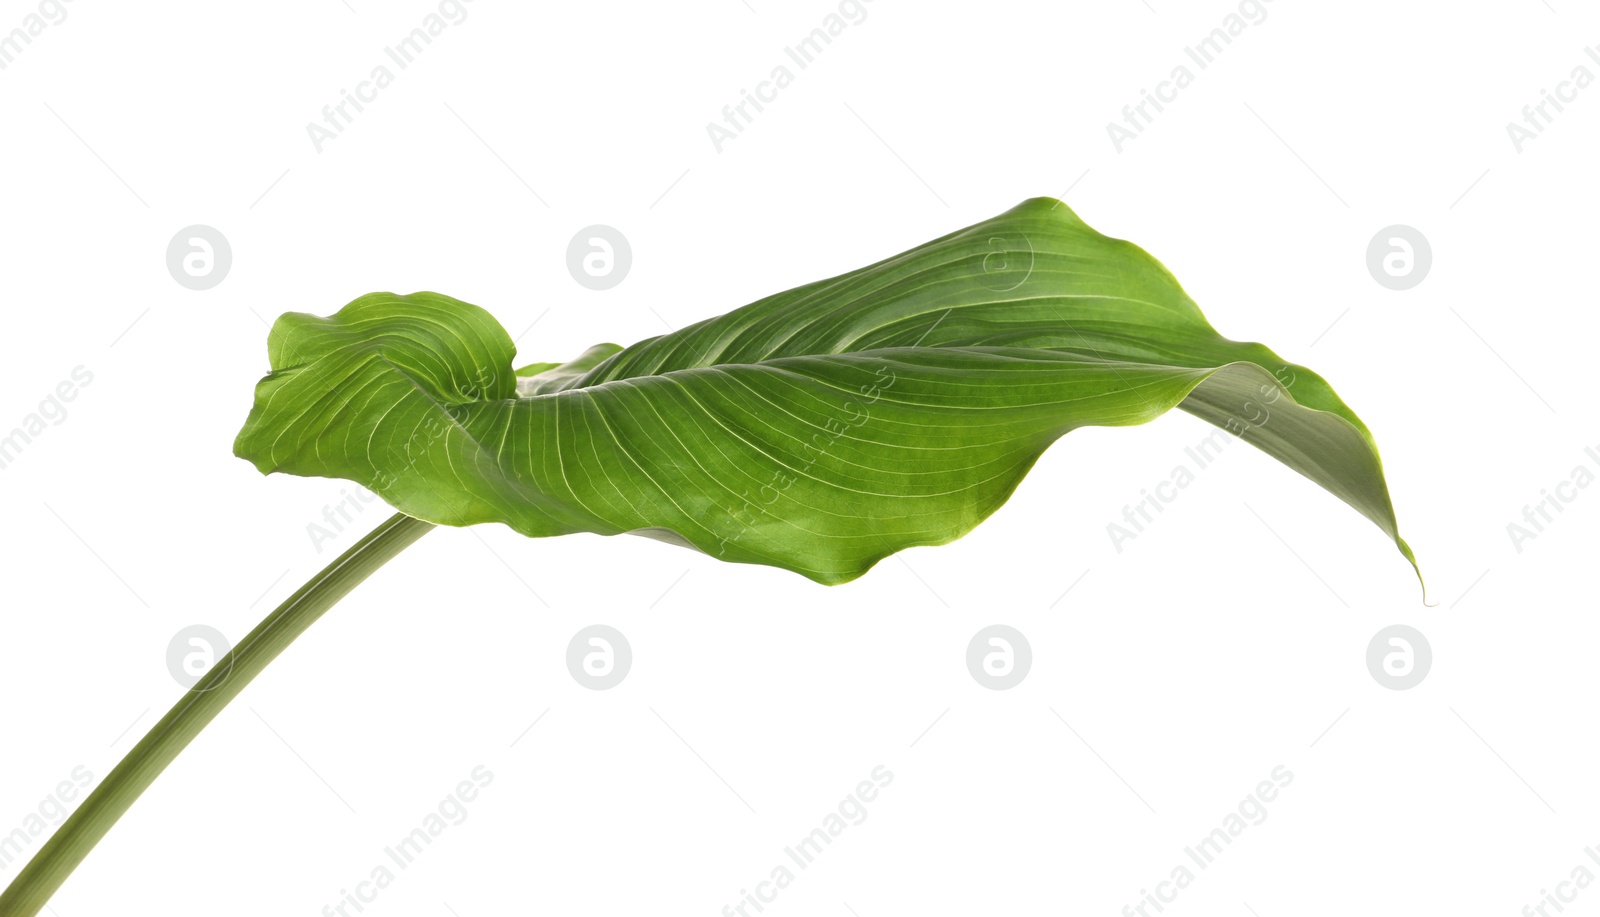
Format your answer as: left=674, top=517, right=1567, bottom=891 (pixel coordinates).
left=234, top=198, right=1417, bottom=587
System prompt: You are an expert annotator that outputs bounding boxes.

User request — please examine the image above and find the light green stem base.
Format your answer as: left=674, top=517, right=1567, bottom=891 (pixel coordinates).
left=0, top=512, right=434, bottom=917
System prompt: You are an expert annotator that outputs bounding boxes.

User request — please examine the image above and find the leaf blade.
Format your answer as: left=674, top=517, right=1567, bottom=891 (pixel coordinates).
left=235, top=199, right=1417, bottom=588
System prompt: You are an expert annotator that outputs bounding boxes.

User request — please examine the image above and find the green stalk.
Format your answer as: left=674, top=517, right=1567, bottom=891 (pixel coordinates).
left=0, top=512, right=434, bottom=917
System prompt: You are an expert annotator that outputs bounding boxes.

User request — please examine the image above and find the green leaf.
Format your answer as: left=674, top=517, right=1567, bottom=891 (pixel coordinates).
left=234, top=198, right=1417, bottom=588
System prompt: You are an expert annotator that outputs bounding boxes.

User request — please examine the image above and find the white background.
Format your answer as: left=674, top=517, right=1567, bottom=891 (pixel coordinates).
left=1, top=1, right=1596, bottom=915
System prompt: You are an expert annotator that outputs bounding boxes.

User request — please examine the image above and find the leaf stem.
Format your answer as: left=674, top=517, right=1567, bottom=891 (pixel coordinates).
left=0, top=512, right=434, bottom=917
